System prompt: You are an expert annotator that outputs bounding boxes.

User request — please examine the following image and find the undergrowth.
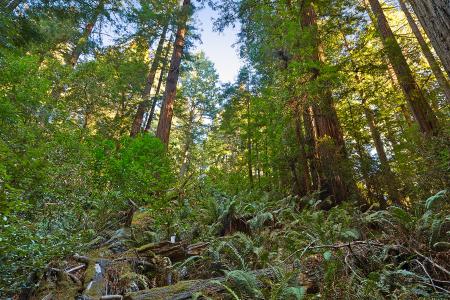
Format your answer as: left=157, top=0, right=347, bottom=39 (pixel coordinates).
left=171, top=188, right=450, bottom=299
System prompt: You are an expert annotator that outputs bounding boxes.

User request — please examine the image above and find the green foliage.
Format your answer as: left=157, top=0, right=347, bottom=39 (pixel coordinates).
left=0, top=0, right=449, bottom=297
left=94, top=135, right=174, bottom=205
left=224, top=269, right=264, bottom=299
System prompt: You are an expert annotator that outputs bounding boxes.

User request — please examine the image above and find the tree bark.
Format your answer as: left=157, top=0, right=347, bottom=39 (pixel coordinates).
left=156, top=0, right=191, bottom=147
left=398, top=0, right=450, bottom=103
left=130, top=24, right=169, bottom=137
left=69, top=0, right=106, bottom=67
left=301, top=4, right=355, bottom=205
left=367, top=0, right=439, bottom=136
left=145, top=35, right=173, bottom=132
left=408, top=0, right=450, bottom=76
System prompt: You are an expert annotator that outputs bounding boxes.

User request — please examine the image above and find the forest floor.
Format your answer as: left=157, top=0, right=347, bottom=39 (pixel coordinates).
left=15, top=190, right=450, bottom=300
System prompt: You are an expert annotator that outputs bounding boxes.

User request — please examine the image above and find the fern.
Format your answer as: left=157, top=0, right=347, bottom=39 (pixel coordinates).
left=279, top=287, right=305, bottom=300
left=388, top=206, right=414, bottom=229
left=211, top=279, right=242, bottom=300
left=425, top=190, right=447, bottom=210
left=224, top=270, right=264, bottom=299
left=249, top=212, right=273, bottom=231
left=216, top=240, right=247, bottom=270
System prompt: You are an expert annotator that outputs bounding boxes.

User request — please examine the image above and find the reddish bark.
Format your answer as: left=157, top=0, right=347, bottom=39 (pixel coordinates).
left=130, top=25, right=169, bottom=137
left=367, top=0, right=439, bottom=135
left=156, top=0, right=191, bottom=147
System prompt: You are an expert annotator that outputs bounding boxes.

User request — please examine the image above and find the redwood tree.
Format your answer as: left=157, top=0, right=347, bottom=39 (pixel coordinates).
left=130, top=24, right=169, bottom=137
left=300, top=4, right=356, bottom=205
left=145, top=34, right=173, bottom=132
left=398, top=0, right=450, bottom=103
left=69, top=0, right=107, bottom=67
left=408, top=0, right=450, bottom=76
left=367, top=0, right=439, bottom=135
left=156, top=0, right=191, bottom=147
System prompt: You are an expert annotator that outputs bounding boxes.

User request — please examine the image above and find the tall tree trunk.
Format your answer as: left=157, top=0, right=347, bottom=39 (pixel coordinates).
left=301, top=4, right=355, bottom=205
left=69, top=0, right=106, bottom=67
left=341, top=31, right=401, bottom=206
left=145, top=34, right=173, bottom=132
left=366, top=0, right=439, bottom=136
left=156, top=0, right=191, bottom=147
left=408, top=0, right=450, bottom=76
left=398, top=0, right=450, bottom=103
left=130, top=24, right=169, bottom=137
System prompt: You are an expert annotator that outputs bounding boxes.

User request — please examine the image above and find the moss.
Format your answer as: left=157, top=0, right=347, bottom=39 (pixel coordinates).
left=31, top=273, right=79, bottom=300
left=135, top=244, right=156, bottom=258
left=132, top=209, right=154, bottom=228
left=83, top=260, right=97, bottom=284
left=125, top=280, right=203, bottom=300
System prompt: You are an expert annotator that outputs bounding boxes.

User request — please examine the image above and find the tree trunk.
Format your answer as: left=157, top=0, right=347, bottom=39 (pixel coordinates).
left=130, top=25, right=169, bottom=137
left=398, top=0, right=450, bottom=103
left=341, top=31, right=400, bottom=206
left=145, top=35, right=173, bottom=132
left=301, top=4, right=355, bottom=205
left=69, top=0, right=106, bottom=67
left=367, top=0, right=439, bottom=136
left=408, top=0, right=450, bottom=76
left=156, top=0, right=191, bottom=147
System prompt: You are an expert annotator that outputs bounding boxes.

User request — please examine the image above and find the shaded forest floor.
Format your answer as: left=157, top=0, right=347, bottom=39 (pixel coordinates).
left=14, top=189, right=450, bottom=300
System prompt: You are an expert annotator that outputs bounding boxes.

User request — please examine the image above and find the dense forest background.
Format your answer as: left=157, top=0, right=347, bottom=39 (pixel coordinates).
left=0, top=0, right=449, bottom=299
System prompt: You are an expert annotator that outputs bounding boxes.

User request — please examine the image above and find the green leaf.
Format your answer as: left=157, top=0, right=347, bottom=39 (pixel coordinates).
left=279, top=286, right=306, bottom=300
left=425, top=190, right=447, bottom=210
left=323, top=250, right=332, bottom=261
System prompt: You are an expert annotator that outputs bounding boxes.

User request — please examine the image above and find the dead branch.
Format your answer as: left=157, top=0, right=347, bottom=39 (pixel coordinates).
left=413, top=250, right=450, bottom=276
left=65, top=264, right=86, bottom=273
left=307, top=240, right=384, bottom=250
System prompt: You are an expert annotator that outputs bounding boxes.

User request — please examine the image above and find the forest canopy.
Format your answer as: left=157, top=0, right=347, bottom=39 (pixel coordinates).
left=0, top=0, right=449, bottom=299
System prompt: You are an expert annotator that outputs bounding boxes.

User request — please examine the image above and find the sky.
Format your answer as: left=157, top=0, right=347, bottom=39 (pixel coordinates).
left=193, top=6, right=243, bottom=83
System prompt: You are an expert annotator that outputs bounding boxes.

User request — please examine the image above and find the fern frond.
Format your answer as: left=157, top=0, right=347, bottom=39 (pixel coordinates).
left=425, top=190, right=448, bottom=210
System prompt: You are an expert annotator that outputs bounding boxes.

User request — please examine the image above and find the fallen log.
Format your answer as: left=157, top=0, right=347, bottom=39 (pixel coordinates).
left=124, top=268, right=277, bottom=300
left=136, top=241, right=209, bottom=262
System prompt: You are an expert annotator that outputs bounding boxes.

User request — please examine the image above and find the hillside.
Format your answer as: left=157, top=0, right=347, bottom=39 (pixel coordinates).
left=0, top=0, right=449, bottom=299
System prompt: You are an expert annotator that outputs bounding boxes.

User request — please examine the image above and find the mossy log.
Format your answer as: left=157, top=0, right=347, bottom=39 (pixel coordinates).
left=136, top=241, right=209, bottom=262
left=124, top=268, right=276, bottom=300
